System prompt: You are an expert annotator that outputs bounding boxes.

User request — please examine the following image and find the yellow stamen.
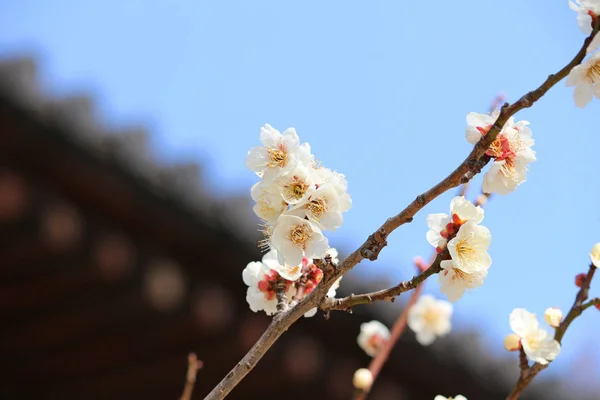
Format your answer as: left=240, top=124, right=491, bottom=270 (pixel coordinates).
left=289, top=223, right=311, bottom=249
left=283, top=176, right=310, bottom=202
left=586, top=59, right=600, bottom=84
left=307, top=198, right=327, bottom=219
left=266, top=147, right=287, bottom=168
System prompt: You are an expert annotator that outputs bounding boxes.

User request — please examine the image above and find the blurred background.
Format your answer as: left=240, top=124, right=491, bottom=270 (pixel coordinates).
left=1, top=1, right=599, bottom=399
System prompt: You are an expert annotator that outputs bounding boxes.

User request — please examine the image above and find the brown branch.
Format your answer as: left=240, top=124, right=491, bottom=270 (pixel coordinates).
left=506, top=263, right=598, bottom=400
left=180, top=353, right=203, bottom=400
left=203, top=22, right=600, bottom=400
left=274, top=276, right=289, bottom=313
left=321, top=254, right=443, bottom=311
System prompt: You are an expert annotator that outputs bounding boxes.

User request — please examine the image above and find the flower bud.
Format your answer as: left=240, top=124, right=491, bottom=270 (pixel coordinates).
left=544, top=307, right=563, bottom=328
left=503, top=333, right=521, bottom=351
left=353, top=368, right=373, bottom=391
left=576, top=273, right=587, bottom=288
left=476, top=194, right=488, bottom=206
left=590, top=242, right=600, bottom=268
left=595, top=302, right=600, bottom=311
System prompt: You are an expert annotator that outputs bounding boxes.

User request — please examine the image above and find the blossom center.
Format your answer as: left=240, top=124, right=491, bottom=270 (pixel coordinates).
left=523, top=336, right=538, bottom=350
left=307, top=197, right=327, bottom=219
left=499, top=157, right=521, bottom=183
left=585, top=59, right=600, bottom=84
left=289, top=223, right=312, bottom=248
left=423, top=308, right=442, bottom=326
left=257, top=270, right=279, bottom=300
left=455, top=238, right=477, bottom=267
left=267, top=147, right=288, bottom=168
left=486, top=134, right=515, bottom=161
left=283, top=176, right=310, bottom=201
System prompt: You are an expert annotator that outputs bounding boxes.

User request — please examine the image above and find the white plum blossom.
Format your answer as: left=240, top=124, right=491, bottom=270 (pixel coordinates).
left=447, top=220, right=492, bottom=273
left=261, top=249, right=304, bottom=281
left=408, top=295, right=453, bottom=346
left=569, top=0, right=600, bottom=34
left=434, top=395, right=467, bottom=400
left=426, top=196, right=484, bottom=251
left=357, top=320, right=391, bottom=357
left=466, top=113, right=536, bottom=195
left=250, top=181, right=287, bottom=224
left=276, top=164, right=315, bottom=205
left=270, top=215, right=329, bottom=266
left=438, top=259, right=488, bottom=302
left=590, top=242, right=600, bottom=267
left=245, top=124, right=311, bottom=182
left=242, top=261, right=295, bottom=316
left=509, top=308, right=561, bottom=365
left=566, top=52, right=600, bottom=108
left=544, top=307, right=564, bottom=328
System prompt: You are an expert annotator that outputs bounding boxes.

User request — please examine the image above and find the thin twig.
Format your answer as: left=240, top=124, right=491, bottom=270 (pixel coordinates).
left=203, top=22, right=600, bottom=400
left=321, top=254, right=443, bottom=311
left=582, top=297, right=600, bottom=311
left=181, top=353, right=203, bottom=400
left=506, top=264, right=598, bottom=400
left=354, top=261, right=428, bottom=400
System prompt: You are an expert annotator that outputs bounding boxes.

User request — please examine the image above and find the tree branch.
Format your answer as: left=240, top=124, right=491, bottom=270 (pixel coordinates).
left=321, top=254, right=443, bottom=311
left=181, top=353, right=203, bottom=400
left=203, top=21, right=600, bottom=400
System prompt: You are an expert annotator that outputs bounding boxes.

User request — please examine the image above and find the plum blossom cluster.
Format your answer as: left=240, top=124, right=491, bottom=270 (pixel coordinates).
left=243, top=124, right=350, bottom=315
left=465, top=112, right=536, bottom=195
left=504, top=308, right=561, bottom=365
left=426, top=196, right=492, bottom=302
left=246, top=124, right=351, bottom=265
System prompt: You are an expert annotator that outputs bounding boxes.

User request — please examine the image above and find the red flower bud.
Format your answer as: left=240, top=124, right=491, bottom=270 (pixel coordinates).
left=575, top=273, right=587, bottom=288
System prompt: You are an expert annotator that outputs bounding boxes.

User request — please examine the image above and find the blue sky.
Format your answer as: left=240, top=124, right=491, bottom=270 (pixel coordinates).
left=2, top=0, right=599, bottom=388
